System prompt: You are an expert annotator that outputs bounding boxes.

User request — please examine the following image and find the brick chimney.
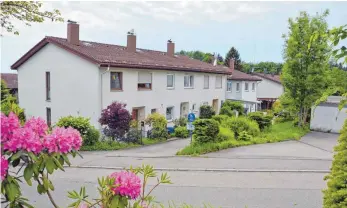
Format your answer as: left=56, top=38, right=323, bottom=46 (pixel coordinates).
left=67, top=21, right=79, bottom=45
left=127, top=32, right=136, bottom=52
left=167, top=40, right=175, bottom=57
left=229, top=58, right=235, bottom=72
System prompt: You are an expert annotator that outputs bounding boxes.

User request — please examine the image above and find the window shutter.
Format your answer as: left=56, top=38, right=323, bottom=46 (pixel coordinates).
left=138, top=72, right=152, bottom=83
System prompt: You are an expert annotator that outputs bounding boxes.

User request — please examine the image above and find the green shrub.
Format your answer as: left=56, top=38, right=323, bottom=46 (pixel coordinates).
left=145, top=113, right=168, bottom=139
left=211, top=115, right=229, bottom=124
left=1, top=80, right=26, bottom=122
left=174, top=126, right=189, bottom=138
left=221, top=100, right=244, bottom=116
left=83, top=126, right=100, bottom=146
left=323, top=120, right=347, bottom=208
left=219, top=106, right=235, bottom=117
left=199, top=105, right=215, bottom=119
left=248, top=112, right=272, bottom=130
left=193, top=119, right=219, bottom=144
left=173, top=117, right=187, bottom=127
left=223, top=116, right=260, bottom=138
left=56, top=116, right=92, bottom=137
left=238, top=131, right=252, bottom=141
left=217, top=127, right=234, bottom=141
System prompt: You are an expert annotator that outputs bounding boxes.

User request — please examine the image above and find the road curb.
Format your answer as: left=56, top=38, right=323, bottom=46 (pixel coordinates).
left=65, top=165, right=331, bottom=173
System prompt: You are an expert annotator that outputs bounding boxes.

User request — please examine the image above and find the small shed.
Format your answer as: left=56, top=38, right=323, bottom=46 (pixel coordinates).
left=310, top=96, right=347, bottom=133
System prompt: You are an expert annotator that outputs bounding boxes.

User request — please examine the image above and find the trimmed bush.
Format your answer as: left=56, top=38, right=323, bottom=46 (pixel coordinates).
left=199, top=105, right=215, bottom=119
left=145, top=113, right=168, bottom=139
left=219, top=106, right=235, bottom=117
left=83, top=126, right=100, bottom=146
left=248, top=112, right=272, bottom=130
left=217, top=126, right=234, bottom=141
left=222, top=116, right=260, bottom=138
left=323, top=120, right=347, bottom=208
left=211, top=115, right=229, bottom=124
left=193, top=119, right=219, bottom=144
left=56, top=116, right=91, bottom=137
left=221, top=100, right=244, bottom=116
left=174, top=126, right=189, bottom=138
left=173, top=117, right=188, bottom=127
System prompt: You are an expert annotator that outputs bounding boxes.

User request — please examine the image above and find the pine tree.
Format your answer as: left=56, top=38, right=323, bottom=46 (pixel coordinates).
left=224, top=47, right=242, bottom=70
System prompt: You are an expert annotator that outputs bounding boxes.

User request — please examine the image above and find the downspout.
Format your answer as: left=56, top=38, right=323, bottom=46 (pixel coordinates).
left=100, top=63, right=110, bottom=114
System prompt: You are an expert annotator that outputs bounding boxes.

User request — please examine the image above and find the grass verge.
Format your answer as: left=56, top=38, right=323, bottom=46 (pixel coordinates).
left=176, top=122, right=309, bottom=156
left=81, top=138, right=167, bottom=151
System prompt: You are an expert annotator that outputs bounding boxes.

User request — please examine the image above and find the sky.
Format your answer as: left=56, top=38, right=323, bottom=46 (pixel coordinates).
left=1, top=1, right=347, bottom=73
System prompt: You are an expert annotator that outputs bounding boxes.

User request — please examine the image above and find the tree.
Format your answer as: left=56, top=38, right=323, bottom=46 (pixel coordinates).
left=224, top=47, right=242, bottom=70
left=281, top=10, right=330, bottom=127
left=99, top=101, right=131, bottom=140
left=1, top=1, right=63, bottom=35
left=177, top=50, right=224, bottom=65
left=241, top=61, right=283, bottom=74
left=1, top=80, right=25, bottom=122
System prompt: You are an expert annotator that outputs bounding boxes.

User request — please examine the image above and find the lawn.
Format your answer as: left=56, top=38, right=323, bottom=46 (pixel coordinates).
left=80, top=138, right=166, bottom=151
left=176, top=122, right=309, bottom=156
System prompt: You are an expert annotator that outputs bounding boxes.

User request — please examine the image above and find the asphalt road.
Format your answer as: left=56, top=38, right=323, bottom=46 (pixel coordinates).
left=19, top=132, right=338, bottom=208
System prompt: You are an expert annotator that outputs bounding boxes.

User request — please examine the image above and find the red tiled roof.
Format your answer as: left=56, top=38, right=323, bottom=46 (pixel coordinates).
left=11, top=36, right=232, bottom=75
left=253, top=72, right=281, bottom=84
left=228, top=70, right=262, bottom=81
left=1, top=73, right=18, bottom=89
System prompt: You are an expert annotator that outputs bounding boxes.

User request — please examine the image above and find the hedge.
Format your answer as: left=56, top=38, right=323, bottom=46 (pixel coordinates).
left=192, top=119, right=219, bottom=144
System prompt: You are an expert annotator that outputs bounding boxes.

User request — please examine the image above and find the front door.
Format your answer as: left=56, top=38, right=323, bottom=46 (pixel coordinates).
left=180, top=102, right=189, bottom=118
left=212, top=99, right=219, bottom=114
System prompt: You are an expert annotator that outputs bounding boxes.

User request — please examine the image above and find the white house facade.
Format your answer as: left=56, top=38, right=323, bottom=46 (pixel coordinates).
left=11, top=22, right=232, bottom=128
left=252, top=73, right=284, bottom=110
left=225, top=70, right=261, bottom=114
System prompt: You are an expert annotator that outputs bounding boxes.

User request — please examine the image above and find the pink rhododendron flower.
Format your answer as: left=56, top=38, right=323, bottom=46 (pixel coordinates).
left=24, top=117, right=48, bottom=137
left=1, top=156, right=9, bottom=180
left=109, top=171, right=141, bottom=199
left=78, top=203, right=89, bottom=208
left=43, top=127, right=82, bottom=153
left=3, top=127, right=43, bottom=154
left=1, top=112, right=20, bottom=141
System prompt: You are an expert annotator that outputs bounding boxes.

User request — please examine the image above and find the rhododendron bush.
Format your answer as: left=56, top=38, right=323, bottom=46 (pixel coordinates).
left=1, top=112, right=82, bottom=207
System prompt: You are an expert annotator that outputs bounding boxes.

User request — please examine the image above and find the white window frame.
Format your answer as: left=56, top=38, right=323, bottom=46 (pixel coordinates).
left=236, top=82, right=240, bottom=92
left=167, top=74, right=175, bottom=89
left=184, top=74, right=194, bottom=88
left=215, top=76, right=222, bottom=89
left=204, top=75, right=209, bottom=89
left=138, top=72, right=152, bottom=90
left=166, top=106, right=174, bottom=121
left=227, top=80, right=232, bottom=92
left=252, top=82, right=255, bottom=91
left=245, top=82, right=249, bottom=92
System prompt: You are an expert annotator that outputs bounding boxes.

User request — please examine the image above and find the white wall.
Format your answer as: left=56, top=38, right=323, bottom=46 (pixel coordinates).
left=17, top=44, right=101, bottom=127
left=256, top=77, right=283, bottom=99
left=101, top=68, right=227, bottom=126
left=310, top=104, right=347, bottom=133
left=225, top=80, right=258, bottom=113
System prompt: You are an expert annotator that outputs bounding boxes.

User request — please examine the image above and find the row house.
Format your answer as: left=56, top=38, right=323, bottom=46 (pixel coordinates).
left=11, top=22, right=232, bottom=128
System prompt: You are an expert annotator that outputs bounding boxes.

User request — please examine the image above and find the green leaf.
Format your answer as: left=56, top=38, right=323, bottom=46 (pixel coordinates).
left=48, top=180, right=55, bottom=191
left=62, top=154, right=71, bottom=166
left=37, top=184, right=45, bottom=194
left=59, top=156, right=64, bottom=166
left=46, top=157, right=56, bottom=174
left=11, top=151, right=22, bottom=161
left=5, top=182, right=20, bottom=202
left=52, top=156, right=64, bottom=171
left=110, top=196, right=120, bottom=207
left=24, top=164, right=34, bottom=186
left=28, top=152, right=38, bottom=161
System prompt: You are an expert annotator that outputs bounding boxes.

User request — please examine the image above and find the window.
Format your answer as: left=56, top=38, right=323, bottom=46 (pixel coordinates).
left=151, top=109, right=157, bottom=114
left=204, top=75, right=209, bottom=89
left=215, top=76, right=222, bottom=89
left=138, top=72, right=152, bottom=90
left=252, top=82, right=255, bottom=91
left=236, top=82, right=240, bottom=92
left=245, top=82, right=249, bottom=91
left=110, top=72, right=122, bottom=90
left=192, top=104, right=197, bottom=111
left=227, top=80, right=232, bottom=92
left=184, top=75, right=194, bottom=88
left=166, top=107, right=174, bottom=120
left=46, top=107, right=51, bottom=127
left=167, top=74, right=174, bottom=88
left=46, top=72, right=50, bottom=100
